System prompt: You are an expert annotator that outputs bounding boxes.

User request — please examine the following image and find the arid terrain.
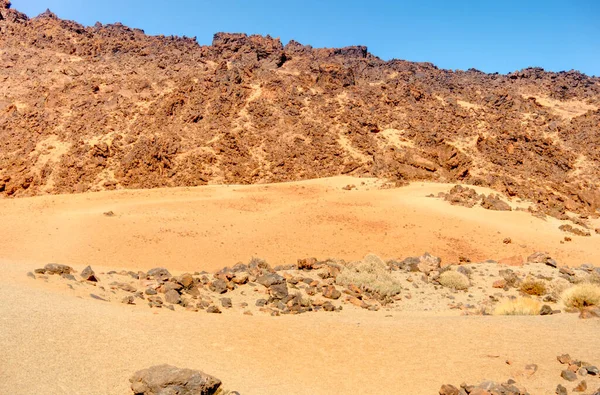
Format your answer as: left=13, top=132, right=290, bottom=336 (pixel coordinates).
left=1, top=2, right=600, bottom=395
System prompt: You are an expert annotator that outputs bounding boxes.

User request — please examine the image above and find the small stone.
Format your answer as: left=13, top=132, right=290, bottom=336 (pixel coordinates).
left=145, top=288, right=157, bottom=295
left=243, top=310, right=253, bottom=316
left=322, top=285, right=341, bottom=300
left=586, top=366, right=599, bottom=375
left=255, top=299, right=267, bottom=307
left=121, top=296, right=135, bottom=304
left=578, top=367, right=588, bottom=377
left=558, top=354, right=572, bottom=364
left=439, top=384, right=460, bottom=395
left=61, top=273, right=76, bottom=281
left=573, top=380, right=587, bottom=392
left=232, top=272, right=249, bottom=285
left=220, top=297, right=232, bottom=308
left=492, top=279, right=507, bottom=288
left=503, top=237, right=512, bottom=244
left=26, top=272, right=36, bottom=279
left=556, top=384, right=567, bottom=395
left=42, top=263, right=74, bottom=275
left=80, top=265, right=98, bottom=282
left=322, top=301, right=336, bottom=312
left=562, top=369, right=578, bottom=381
left=206, top=305, right=221, bottom=314
left=540, top=304, right=553, bottom=315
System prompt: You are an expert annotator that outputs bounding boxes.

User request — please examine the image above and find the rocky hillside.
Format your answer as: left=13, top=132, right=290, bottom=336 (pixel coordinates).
left=1, top=1, right=599, bottom=217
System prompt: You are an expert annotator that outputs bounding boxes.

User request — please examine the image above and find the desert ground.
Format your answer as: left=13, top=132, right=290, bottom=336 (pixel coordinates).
left=1, top=176, right=599, bottom=394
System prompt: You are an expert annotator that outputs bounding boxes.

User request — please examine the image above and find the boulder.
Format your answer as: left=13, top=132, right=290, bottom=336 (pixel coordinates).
left=164, top=289, right=181, bottom=304
left=129, top=364, right=221, bottom=395
left=80, top=265, right=98, bottom=282
left=322, top=285, right=341, bottom=300
left=39, top=263, right=74, bottom=275
left=256, top=273, right=288, bottom=299
left=417, top=252, right=441, bottom=274
left=147, top=267, right=171, bottom=281
left=439, top=384, right=460, bottom=395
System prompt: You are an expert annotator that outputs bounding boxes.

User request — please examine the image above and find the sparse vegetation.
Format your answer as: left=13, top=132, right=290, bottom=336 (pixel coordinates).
left=494, top=297, right=542, bottom=315
left=561, top=283, right=600, bottom=309
left=336, top=254, right=402, bottom=297
left=519, top=279, right=547, bottom=296
left=438, top=270, right=470, bottom=290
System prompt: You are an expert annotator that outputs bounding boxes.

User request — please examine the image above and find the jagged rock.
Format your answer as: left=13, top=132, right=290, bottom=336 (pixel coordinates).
left=129, top=364, right=221, bottom=395
left=417, top=253, right=441, bottom=274
left=322, top=285, right=341, bottom=300
left=146, top=268, right=171, bottom=281
left=80, top=265, right=98, bottom=281
left=37, top=263, right=74, bottom=275
left=209, top=279, right=228, bottom=294
left=256, top=273, right=288, bottom=299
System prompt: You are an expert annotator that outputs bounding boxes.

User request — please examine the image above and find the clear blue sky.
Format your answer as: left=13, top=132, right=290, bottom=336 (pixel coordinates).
left=13, top=0, right=600, bottom=76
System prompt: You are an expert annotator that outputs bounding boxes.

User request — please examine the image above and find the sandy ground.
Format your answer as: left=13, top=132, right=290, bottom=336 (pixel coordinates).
left=1, top=176, right=599, bottom=394
left=0, top=176, right=598, bottom=271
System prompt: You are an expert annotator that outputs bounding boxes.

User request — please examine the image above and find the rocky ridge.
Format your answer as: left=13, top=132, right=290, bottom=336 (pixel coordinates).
left=1, top=3, right=600, bottom=219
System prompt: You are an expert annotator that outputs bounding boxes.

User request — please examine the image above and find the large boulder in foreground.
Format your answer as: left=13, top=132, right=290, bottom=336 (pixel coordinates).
left=130, top=364, right=221, bottom=395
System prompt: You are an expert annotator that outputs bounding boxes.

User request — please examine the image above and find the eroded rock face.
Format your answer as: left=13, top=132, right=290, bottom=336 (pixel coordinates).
left=0, top=4, right=599, bottom=219
left=129, top=364, right=221, bottom=395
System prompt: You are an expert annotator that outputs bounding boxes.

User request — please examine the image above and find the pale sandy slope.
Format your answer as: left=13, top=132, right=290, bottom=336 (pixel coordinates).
left=1, top=176, right=599, bottom=394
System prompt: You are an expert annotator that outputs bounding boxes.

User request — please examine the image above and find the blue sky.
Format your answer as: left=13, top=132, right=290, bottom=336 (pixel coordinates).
left=13, top=0, right=600, bottom=76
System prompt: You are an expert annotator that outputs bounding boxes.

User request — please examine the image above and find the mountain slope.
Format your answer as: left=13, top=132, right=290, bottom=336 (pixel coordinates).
left=1, top=2, right=599, bottom=218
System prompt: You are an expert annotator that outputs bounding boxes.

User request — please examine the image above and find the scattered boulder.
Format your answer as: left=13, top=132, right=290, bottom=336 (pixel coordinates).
left=556, top=384, right=567, bottom=395
left=36, top=263, right=74, bottom=275
left=80, top=265, right=98, bottom=282
left=573, top=380, right=587, bottom=392
left=164, top=289, right=181, bottom=305
left=562, top=369, right=578, bottom=381
left=256, top=273, right=288, bottom=299
left=539, top=304, right=553, bottom=315
left=206, top=305, right=221, bottom=314
left=209, top=279, right=228, bottom=294
left=220, top=298, right=232, bottom=308
left=322, top=285, right=342, bottom=300
left=481, top=194, right=512, bottom=211
left=297, top=257, right=317, bottom=270
left=129, top=364, right=221, bottom=395
left=417, top=252, right=441, bottom=274
left=146, top=267, right=171, bottom=281
left=439, top=384, right=460, bottom=395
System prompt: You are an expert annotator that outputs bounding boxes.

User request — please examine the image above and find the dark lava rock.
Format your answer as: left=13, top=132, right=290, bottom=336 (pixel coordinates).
left=129, top=364, right=221, bottom=395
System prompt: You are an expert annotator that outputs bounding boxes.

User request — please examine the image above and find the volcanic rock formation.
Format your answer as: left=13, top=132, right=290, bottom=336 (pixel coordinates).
left=1, top=3, right=600, bottom=217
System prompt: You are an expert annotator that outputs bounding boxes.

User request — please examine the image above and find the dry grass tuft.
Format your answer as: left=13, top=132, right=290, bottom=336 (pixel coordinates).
left=494, top=297, right=542, bottom=315
left=438, top=270, right=470, bottom=290
left=561, top=283, right=600, bottom=309
left=336, top=254, right=402, bottom=297
left=519, top=279, right=547, bottom=296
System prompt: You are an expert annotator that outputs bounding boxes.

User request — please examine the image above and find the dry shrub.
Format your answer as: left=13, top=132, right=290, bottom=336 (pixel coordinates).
left=561, top=283, right=600, bottom=309
left=438, top=270, right=470, bottom=290
left=336, top=254, right=402, bottom=297
left=494, top=297, right=542, bottom=315
left=519, top=279, right=547, bottom=296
